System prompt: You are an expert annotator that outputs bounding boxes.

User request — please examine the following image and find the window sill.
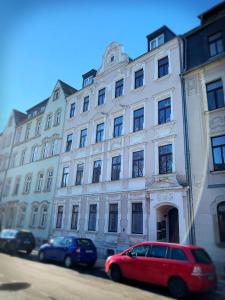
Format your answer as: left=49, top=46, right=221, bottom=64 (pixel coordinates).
left=155, top=73, right=170, bottom=82
left=204, top=106, right=225, bottom=114
left=131, top=85, right=145, bottom=93
left=210, top=170, right=225, bottom=175
left=105, top=231, right=118, bottom=235
left=216, top=242, right=225, bottom=248
left=153, top=120, right=175, bottom=128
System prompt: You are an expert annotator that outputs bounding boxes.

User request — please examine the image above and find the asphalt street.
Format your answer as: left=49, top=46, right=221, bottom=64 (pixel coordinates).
left=0, top=252, right=224, bottom=300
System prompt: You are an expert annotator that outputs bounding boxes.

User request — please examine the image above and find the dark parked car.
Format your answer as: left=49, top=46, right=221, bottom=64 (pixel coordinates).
left=38, top=236, right=97, bottom=268
left=105, top=242, right=217, bottom=298
left=0, top=229, right=35, bottom=254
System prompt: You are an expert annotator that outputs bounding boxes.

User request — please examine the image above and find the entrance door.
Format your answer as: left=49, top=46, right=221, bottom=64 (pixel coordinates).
left=168, top=208, right=179, bottom=243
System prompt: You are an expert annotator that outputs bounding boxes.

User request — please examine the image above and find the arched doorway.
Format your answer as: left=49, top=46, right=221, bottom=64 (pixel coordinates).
left=156, top=205, right=179, bottom=243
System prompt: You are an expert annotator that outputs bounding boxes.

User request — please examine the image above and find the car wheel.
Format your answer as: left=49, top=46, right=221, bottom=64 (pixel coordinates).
left=168, top=277, right=188, bottom=299
left=109, top=264, right=122, bottom=282
left=64, top=256, right=73, bottom=268
left=38, top=251, right=46, bottom=262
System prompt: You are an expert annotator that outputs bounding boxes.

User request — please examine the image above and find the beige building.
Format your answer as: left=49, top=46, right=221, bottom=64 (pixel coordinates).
left=182, top=2, right=225, bottom=276
left=53, top=27, right=190, bottom=257
left=0, top=80, right=76, bottom=243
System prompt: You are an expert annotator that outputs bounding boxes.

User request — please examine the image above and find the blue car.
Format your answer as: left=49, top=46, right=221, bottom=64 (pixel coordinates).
left=38, top=236, right=97, bottom=268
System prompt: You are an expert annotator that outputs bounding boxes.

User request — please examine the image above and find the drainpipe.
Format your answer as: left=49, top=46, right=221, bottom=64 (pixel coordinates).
left=178, top=37, right=196, bottom=245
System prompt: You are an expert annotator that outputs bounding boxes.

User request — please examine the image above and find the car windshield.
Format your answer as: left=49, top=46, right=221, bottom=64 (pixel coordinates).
left=0, top=230, right=17, bottom=238
left=76, top=239, right=94, bottom=247
left=191, top=249, right=212, bottom=264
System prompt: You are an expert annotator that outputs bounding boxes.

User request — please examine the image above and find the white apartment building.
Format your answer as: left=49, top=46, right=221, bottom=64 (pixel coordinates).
left=0, top=80, right=76, bottom=243
left=53, top=27, right=190, bottom=257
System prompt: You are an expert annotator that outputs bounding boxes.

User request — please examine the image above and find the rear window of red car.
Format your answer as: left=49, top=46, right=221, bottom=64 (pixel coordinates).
left=191, top=249, right=212, bottom=264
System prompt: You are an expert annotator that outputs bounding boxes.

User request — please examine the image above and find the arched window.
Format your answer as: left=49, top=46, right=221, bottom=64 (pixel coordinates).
left=218, top=202, right=225, bottom=243
left=24, top=174, right=32, bottom=194
left=45, top=169, right=53, bottom=192
left=36, top=172, right=44, bottom=192
left=30, top=205, right=39, bottom=227
left=31, top=145, right=38, bottom=162
left=39, top=204, right=48, bottom=228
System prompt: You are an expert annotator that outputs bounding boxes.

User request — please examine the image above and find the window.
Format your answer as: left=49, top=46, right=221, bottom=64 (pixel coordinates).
left=36, top=172, right=44, bottom=192
left=133, top=107, right=144, bottom=132
left=51, top=139, right=58, bottom=156
left=96, top=123, right=104, bottom=143
left=158, top=98, right=171, bottom=124
left=65, top=134, right=73, bottom=152
left=17, top=206, right=26, bottom=227
left=158, top=56, right=169, bottom=78
left=92, top=160, right=101, bottom=183
left=206, top=80, right=224, bottom=111
left=149, top=34, right=164, bottom=50
left=56, top=206, right=63, bottom=228
left=39, top=205, right=48, bottom=228
left=70, top=103, right=75, bottom=118
left=30, top=206, right=38, bottom=227
left=20, top=150, right=26, bottom=165
left=80, top=129, right=87, bottom=148
left=131, top=203, right=143, bottom=234
left=10, top=153, right=17, bottom=168
left=24, top=174, right=32, bottom=194
left=111, top=156, right=121, bottom=181
left=53, top=88, right=60, bottom=100
left=151, top=245, right=168, bottom=258
left=108, top=203, right=118, bottom=232
left=208, top=32, right=224, bottom=57
left=115, top=79, right=124, bottom=98
left=132, top=150, right=144, bottom=178
left=98, top=88, right=105, bottom=105
left=159, top=144, right=172, bottom=174
left=211, top=135, right=225, bottom=171
left=31, top=146, right=38, bottom=162
left=83, top=96, right=89, bottom=112
left=113, top=116, right=123, bottom=138
left=218, top=202, right=225, bottom=242
left=83, top=76, right=93, bottom=87
left=110, top=55, right=114, bottom=62
left=42, top=142, right=49, bottom=159
left=46, top=114, right=52, bottom=129
left=170, top=248, right=187, bottom=261
left=13, top=176, right=21, bottom=195
left=35, top=119, right=41, bottom=136
left=25, top=125, right=31, bottom=140
left=128, top=245, right=150, bottom=257
left=71, top=205, right=79, bottom=230
left=61, top=167, right=69, bottom=187
left=191, top=249, right=212, bottom=264
left=54, top=109, right=61, bottom=125
left=46, top=170, right=53, bottom=192
left=88, top=204, right=97, bottom=231
left=75, top=164, right=84, bottom=185
left=15, top=128, right=22, bottom=143
left=134, top=69, right=144, bottom=89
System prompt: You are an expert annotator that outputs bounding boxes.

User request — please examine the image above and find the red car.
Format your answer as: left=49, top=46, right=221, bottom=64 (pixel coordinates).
left=105, top=242, right=217, bottom=298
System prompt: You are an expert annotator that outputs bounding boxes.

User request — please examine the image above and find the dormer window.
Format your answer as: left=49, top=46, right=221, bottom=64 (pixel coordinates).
left=83, top=76, right=93, bottom=88
left=149, top=34, right=164, bottom=51
left=110, top=55, right=114, bottom=62
left=53, top=89, right=60, bottom=100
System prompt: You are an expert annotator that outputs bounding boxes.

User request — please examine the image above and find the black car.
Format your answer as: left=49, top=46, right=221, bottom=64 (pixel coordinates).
left=0, top=229, right=35, bottom=254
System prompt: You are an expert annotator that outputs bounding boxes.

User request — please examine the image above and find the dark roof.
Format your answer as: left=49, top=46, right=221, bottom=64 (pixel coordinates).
left=13, top=109, right=27, bottom=125
left=59, top=80, right=77, bottom=96
left=198, top=1, right=225, bottom=24
left=82, top=69, right=97, bottom=79
left=146, top=25, right=176, bottom=40
left=26, top=98, right=49, bottom=114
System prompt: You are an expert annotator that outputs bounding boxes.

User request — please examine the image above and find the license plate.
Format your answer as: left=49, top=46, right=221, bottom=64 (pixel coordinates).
left=208, top=275, right=214, bottom=281
left=85, top=250, right=93, bottom=253
left=23, top=240, right=31, bottom=244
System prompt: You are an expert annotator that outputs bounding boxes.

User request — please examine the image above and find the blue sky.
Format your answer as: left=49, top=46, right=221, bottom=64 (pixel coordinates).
left=0, top=0, right=222, bottom=131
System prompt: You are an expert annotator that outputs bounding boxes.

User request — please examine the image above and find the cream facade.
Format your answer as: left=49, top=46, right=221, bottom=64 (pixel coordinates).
left=0, top=80, right=76, bottom=243
left=53, top=37, right=190, bottom=257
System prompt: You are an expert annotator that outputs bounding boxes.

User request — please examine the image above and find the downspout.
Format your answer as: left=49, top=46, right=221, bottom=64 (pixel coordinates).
left=178, top=37, right=196, bottom=245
